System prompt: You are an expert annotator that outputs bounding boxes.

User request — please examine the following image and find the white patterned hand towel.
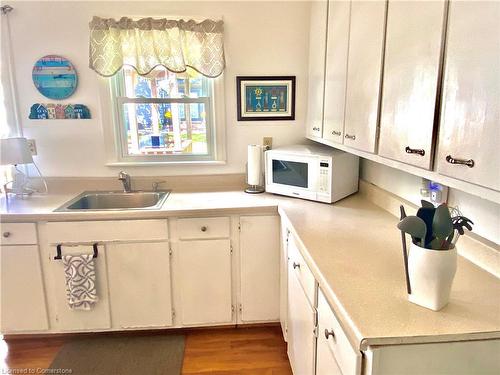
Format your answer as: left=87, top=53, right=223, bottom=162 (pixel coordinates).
left=62, top=253, right=99, bottom=310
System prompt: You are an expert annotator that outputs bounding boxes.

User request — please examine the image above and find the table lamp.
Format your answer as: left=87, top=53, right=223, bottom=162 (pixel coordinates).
left=0, top=137, right=34, bottom=196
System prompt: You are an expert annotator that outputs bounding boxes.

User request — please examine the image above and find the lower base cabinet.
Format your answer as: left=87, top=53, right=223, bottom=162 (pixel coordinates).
left=287, top=259, right=316, bottom=375
left=0, top=245, right=48, bottom=332
left=177, top=239, right=232, bottom=325
left=106, top=242, right=172, bottom=328
left=49, top=244, right=111, bottom=331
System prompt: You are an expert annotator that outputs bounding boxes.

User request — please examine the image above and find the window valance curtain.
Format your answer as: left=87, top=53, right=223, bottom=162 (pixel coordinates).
left=89, top=16, right=225, bottom=78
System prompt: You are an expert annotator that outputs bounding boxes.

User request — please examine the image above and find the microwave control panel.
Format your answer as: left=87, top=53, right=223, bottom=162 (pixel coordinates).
left=318, top=160, right=331, bottom=193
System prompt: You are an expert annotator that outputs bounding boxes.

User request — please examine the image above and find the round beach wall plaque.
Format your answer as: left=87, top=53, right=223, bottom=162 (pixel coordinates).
left=32, top=55, right=78, bottom=100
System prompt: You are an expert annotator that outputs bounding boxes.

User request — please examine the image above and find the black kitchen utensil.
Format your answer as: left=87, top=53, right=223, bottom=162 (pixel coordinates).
left=416, top=206, right=435, bottom=248
left=399, top=205, right=411, bottom=294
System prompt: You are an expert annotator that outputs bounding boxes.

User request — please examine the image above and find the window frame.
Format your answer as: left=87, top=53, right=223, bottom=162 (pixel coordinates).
left=105, top=68, right=225, bottom=165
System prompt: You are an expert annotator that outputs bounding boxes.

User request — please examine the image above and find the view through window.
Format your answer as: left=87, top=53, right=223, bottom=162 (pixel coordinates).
left=114, top=66, right=214, bottom=160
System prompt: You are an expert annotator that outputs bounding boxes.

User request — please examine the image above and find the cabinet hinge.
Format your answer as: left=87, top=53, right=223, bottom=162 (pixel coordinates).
left=169, top=247, right=173, bottom=257
left=239, top=304, right=243, bottom=313
left=231, top=305, right=235, bottom=317
left=238, top=223, right=241, bottom=231
left=313, top=325, right=319, bottom=338
left=230, top=245, right=233, bottom=254
left=172, top=309, right=176, bottom=319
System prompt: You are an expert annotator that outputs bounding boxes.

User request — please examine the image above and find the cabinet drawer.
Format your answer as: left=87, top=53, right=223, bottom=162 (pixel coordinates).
left=288, top=235, right=315, bottom=306
left=177, top=217, right=230, bottom=240
left=47, top=220, right=168, bottom=244
left=0, top=223, right=37, bottom=245
left=318, top=289, right=361, bottom=375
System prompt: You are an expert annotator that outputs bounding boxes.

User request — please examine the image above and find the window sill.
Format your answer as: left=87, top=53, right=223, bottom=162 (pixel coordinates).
left=106, top=160, right=227, bottom=167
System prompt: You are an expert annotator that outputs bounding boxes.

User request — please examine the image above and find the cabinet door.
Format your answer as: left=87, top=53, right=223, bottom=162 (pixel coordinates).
left=178, top=239, right=232, bottom=325
left=239, top=216, right=280, bottom=322
left=316, top=332, right=342, bottom=375
left=287, top=262, right=316, bottom=375
left=106, top=242, right=172, bottom=329
left=378, top=0, right=446, bottom=169
left=323, top=0, right=351, bottom=143
left=1, top=245, right=48, bottom=332
left=436, top=1, right=500, bottom=191
left=49, top=244, right=111, bottom=331
left=306, top=0, right=329, bottom=138
left=343, top=0, right=386, bottom=152
left=280, top=223, right=290, bottom=341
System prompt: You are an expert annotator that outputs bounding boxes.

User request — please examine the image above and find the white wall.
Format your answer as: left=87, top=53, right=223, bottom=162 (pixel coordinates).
left=5, top=0, right=310, bottom=176
left=361, top=159, right=500, bottom=245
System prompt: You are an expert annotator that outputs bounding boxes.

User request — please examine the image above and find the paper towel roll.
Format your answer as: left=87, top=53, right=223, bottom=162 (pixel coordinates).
left=247, top=144, right=262, bottom=186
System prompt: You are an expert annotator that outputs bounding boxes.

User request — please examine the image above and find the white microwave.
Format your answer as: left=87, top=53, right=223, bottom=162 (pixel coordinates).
left=265, top=145, right=359, bottom=203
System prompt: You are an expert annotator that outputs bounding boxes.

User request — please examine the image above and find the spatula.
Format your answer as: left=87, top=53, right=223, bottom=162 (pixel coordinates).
left=397, top=216, right=427, bottom=247
left=432, top=204, right=453, bottom=249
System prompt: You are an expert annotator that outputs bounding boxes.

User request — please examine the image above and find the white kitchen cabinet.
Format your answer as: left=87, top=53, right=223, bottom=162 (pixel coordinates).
left=239, top=215, right=280, bottom=322
left=343, top=0, right=386, bottom=152
left=280, top=222, right=290, bottom=341
left=287, top=255, right=316, bottom=375
left=317, top=289, right=361, bottom=375
left=48, top=244, right=111, bottom=331
left=322, top=0, right=351, bottom=144
left=378, top=0, right=447, bottom=169
left=306, top=0, right=329, bottom=138
left=0, top=245, right=48, bottom=332
left=106, top=242, right=172, bottom=329
left=177, top=239, right=232, bottom=325
left=435, top=1, right=500, bottom=191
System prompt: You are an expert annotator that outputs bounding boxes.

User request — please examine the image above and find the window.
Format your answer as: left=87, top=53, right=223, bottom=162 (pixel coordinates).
left=110, top=66, right=218, bottom=163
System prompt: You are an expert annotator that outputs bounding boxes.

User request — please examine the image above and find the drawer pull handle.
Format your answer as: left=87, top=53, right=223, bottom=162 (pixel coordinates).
left=405, top=146, right=425, bottom=156
left=292, top=262, right=300, bottom=270
left=201, top=226, right=208, bottom=232
left=3, top=231, right=11, bottom=238
left=446, top=155, right=474, bottom=168
left=324, top=329, right=335, bottom=340
left=332, top=130, right=341, bottom=136
left=345, top=134, right=356, bottom=140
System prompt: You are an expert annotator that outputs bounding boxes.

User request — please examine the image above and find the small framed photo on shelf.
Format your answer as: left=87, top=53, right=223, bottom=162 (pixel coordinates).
left=236, top=76, right=296, bottom=121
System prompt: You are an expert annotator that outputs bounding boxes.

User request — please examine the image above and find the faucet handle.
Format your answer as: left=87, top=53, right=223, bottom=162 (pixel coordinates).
left=152, top=180, right=166, bottom=191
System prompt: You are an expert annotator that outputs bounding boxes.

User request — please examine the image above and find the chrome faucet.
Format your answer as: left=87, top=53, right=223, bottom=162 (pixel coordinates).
left=118, top=171, right=132, bottom=193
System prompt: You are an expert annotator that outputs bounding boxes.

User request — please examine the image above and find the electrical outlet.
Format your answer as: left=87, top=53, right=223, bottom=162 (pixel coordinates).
left=27, top=139, right=37, bottom=155
left=429, top=181, right=449, bottom=206
left=263, top=137, right=273, bottom=150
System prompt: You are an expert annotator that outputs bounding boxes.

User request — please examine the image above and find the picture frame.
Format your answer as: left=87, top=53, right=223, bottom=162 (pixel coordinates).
left=236, top=76, right=296, bottom=121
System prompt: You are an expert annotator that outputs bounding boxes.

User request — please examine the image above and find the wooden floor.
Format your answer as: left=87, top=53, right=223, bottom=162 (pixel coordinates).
left=1, top=326, right=292, bottom=374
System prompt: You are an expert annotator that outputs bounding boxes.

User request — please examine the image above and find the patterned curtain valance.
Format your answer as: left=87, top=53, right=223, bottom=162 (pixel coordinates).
left=89, top=16, right=225, bottom=78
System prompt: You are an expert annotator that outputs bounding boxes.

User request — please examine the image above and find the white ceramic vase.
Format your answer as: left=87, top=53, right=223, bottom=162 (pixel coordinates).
left=407, top=242, right=457, bottom=311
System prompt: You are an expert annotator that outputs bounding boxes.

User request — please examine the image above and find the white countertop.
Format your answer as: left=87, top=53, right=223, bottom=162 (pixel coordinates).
left=1, top=189, right=499, bottom=350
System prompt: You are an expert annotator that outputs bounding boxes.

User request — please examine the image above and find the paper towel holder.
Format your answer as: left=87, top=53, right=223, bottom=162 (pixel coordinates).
left=245, top=144, right=268, bottom=194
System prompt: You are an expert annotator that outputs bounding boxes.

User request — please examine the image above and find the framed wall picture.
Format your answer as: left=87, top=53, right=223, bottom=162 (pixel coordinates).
left=236, top=76, right=296, bottom=121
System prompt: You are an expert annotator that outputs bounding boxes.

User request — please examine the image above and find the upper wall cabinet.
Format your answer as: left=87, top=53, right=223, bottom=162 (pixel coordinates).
left=306, top=0, right=329, bottom=138
left=322, top=0, right=351, bottom=144
left=378, top=0, right=447, bottom=170
left=435, top=1, right=500, bottom=191
left=343, top=0, right=387, bottom=153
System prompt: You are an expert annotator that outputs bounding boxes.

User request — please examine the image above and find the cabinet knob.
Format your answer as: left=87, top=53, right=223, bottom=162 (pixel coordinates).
left=2, top=231, right=11, bottom=238
left=332, top=130, right=341, bottom=136
left=446, top=155, right=474, bottom=168
left=405, top=146, right=425, bottom=156
left=292, top=262, right=300, bottom=270
left=324, top=329, right=335, bottom=340
left=345, top=134, right=356, bottom=141
left=201, top=226, right=208, bottom=232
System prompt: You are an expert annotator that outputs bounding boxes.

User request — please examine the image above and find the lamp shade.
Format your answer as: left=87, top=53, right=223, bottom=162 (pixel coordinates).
left=0, top=137, right=34, bottom=165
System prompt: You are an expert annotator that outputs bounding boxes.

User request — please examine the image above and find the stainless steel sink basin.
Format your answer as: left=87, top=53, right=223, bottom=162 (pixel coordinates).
left=55, top=190, right=170, bottom=212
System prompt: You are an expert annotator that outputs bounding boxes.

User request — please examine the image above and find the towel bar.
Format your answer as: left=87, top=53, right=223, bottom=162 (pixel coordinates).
left=54, top=243, right=99, bottom=260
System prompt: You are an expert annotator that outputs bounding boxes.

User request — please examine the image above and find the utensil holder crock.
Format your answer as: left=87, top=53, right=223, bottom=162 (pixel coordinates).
left=407, top=243, right=457, bottom=311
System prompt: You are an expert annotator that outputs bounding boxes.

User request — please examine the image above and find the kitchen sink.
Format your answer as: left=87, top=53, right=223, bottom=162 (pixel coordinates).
left=54, top=190, right=171, bottom=211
